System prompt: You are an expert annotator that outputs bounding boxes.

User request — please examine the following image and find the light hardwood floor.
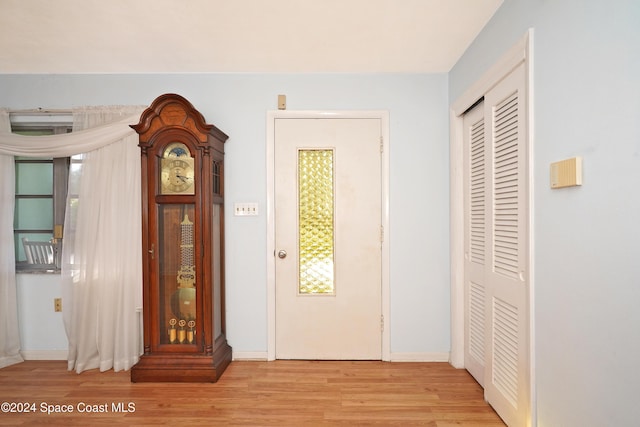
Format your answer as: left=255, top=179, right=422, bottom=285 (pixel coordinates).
left=0, top=360, right=505, bottom=426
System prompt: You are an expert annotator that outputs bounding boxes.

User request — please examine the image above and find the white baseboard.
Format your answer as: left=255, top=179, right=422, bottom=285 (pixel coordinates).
left=232, top=351, right=450, bottom=363
left=21, top=350, right=67, bottom=361
left=389, top=352, right=450, bottom=362
left=232, top=351, right=269, bottom=361
left=18, top=350, right=448, bottom=363
left=19, top=350, right=448, bottom=363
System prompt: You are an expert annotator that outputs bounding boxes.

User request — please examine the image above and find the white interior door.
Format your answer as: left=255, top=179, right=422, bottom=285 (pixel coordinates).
left=463, top=101, right=487, bottom=387
left=274, top=117, right=382, bottom=360
left=483, top=62, right=529, bottom=427
left=462, top=62, right=530, bottom=427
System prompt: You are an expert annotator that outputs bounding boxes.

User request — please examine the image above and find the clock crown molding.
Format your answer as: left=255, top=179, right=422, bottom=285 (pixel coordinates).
left=131, top=93, right=229, bottom=149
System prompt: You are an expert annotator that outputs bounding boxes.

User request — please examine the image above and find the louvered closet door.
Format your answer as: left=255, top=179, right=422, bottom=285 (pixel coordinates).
left=463, top=102, right=487, bottom=387
left=483, top=62, right=529, bottom=427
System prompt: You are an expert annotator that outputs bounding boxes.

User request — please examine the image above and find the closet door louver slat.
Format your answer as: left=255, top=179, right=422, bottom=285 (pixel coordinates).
left=470, top=118, right=486, bottom=265
left=492, top=297, right=519, bottom=407
left=493, top=92, right=520, bottom=279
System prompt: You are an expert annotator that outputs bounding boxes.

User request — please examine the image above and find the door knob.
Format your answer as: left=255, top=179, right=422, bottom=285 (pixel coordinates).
left=277, top=250, right=287, bottom=259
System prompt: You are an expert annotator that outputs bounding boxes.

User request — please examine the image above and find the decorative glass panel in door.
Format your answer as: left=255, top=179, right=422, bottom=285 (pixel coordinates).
left=298, top=149, right=334, bottom=294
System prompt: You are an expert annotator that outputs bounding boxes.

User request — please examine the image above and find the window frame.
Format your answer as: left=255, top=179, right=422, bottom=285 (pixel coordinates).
left=12, top=121, right=72, bottom=273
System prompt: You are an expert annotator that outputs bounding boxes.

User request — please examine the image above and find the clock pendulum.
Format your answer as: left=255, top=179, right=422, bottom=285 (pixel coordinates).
left=170, top=212, right=197, bottom=344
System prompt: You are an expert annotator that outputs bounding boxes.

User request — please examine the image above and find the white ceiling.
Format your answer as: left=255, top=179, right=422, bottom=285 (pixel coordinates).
left=0, top=0, right=502, bottom=74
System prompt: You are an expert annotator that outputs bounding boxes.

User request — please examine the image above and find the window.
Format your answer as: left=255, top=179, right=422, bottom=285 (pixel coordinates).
left=12, top=123, right=71, bottom=271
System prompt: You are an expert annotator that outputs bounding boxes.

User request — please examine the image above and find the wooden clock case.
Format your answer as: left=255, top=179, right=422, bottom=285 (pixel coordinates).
left=130, top=93, right=231, bottom=382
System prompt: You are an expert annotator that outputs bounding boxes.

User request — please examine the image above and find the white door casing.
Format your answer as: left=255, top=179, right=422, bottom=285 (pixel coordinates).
left=266, top=111, right=390, bottom=362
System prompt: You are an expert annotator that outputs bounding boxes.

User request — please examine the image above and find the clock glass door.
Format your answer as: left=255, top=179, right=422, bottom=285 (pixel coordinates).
left=158, top=203, right=197, bottom=347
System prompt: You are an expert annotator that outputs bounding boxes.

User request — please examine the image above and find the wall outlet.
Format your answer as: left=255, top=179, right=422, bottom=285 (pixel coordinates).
left=54, top=298, right=62, bottom=312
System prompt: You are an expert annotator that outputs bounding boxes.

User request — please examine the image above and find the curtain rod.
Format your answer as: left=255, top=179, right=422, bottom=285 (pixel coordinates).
left=8, top=108, right=73, bottom=116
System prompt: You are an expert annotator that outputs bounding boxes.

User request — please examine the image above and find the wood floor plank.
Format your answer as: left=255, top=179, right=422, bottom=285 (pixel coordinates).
left=0, top=360, right=504, bottom=426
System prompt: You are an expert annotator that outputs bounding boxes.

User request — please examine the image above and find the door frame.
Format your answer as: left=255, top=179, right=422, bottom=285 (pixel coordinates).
left=449, top=29, right=535, bottom=424
left=266, top=110, right=390, bottom=361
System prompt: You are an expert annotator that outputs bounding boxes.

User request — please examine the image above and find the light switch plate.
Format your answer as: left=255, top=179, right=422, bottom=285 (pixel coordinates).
left=234, top=202, right=259, bottom=216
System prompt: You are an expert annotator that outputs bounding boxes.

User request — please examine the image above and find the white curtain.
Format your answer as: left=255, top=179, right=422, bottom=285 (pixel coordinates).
left=0, top=109, right=23, bottom=369
left=0, top=106, right=145, bottom=373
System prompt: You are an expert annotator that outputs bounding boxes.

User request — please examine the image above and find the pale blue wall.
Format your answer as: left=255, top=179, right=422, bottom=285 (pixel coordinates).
left=2, top=73, right=451, bottom=357
left=16, top=274, right=66, bottom=353
left=451, top=1, right=640, bottom=425
left=7, top=2, right=640, bottom=423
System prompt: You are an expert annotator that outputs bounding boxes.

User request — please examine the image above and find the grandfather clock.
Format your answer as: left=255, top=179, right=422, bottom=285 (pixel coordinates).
left=130, top=94, right=232, bottom=382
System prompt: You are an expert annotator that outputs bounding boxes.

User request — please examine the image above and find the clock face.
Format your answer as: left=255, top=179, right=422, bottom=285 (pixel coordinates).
left=160, top=143, right=195, bottom=195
